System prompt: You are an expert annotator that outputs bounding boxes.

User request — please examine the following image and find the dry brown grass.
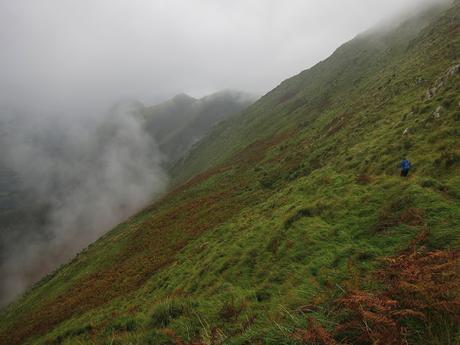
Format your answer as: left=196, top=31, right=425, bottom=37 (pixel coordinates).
left=291, top=317, right=338, bottom=345
left=291, top=247, right=460, bottom=345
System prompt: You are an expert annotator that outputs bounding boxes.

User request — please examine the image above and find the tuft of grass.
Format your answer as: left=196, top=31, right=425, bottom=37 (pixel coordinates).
left=151, top=299, right=185, bottom=328
left=106, top=316, right=137, bottom=333
left=218, top=298, right=244, bottom=322
left=284, top=208, right=315, bottom=229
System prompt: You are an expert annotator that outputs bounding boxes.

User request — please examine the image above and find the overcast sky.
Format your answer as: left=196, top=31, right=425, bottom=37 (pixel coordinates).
left=0, top=0, right=447, bottom=113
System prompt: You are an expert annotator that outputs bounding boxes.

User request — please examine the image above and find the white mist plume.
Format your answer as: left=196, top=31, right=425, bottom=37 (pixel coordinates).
left=0, top=103, right=168, bottom=305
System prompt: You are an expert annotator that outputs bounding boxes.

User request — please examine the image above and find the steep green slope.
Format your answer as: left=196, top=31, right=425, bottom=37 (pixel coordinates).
left=1, top=2, right=460, bottom=345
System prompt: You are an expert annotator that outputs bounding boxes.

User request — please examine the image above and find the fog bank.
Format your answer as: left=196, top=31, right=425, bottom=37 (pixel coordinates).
left=0, top=103, right=168, bottom=305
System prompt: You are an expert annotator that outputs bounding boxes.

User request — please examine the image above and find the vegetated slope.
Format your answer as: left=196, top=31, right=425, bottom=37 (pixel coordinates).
left=142, top=90, right=256, bottom=166
left=171, top=2, right=459, bottom=183
left=1, top=2, right=460, bottom=344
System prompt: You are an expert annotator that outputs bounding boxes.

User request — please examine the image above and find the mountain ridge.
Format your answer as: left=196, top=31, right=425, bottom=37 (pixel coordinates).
left=142, top=90, right=256, bottom=166
left=171, top=0, right=457, bottom=184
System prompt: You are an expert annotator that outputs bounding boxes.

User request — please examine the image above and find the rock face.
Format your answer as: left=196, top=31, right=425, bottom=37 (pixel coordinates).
left=426, top=64, right=460, bottom=99
left=446, top=64, right=460, bottom=76
left=433, top=106, right=443, bottom=119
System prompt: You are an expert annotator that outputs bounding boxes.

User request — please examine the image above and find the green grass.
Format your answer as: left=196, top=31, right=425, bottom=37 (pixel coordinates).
left=1, top=2, right=460, bottom=345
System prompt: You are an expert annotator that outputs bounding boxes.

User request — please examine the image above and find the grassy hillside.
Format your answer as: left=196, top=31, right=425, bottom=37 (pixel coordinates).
left=1, top=2, right=460, bottom=344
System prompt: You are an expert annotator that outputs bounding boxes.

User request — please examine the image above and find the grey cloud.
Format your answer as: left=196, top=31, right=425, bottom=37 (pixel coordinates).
left=0, top=0, right=450, bottom=111
left=0, top=105, right=168, bottom=305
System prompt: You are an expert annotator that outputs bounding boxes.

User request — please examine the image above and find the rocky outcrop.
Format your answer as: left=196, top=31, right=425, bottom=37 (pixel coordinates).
left=426, top=64, right=460, bottom=99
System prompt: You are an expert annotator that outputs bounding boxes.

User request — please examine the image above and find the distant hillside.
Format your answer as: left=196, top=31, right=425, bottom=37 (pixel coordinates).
left=142, top=90, right=256, bottom=165
left=1, top=2, right=459, bottom=345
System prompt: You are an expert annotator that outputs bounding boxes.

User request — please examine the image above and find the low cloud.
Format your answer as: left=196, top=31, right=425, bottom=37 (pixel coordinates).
left=0, top=103, right=168, bottom=305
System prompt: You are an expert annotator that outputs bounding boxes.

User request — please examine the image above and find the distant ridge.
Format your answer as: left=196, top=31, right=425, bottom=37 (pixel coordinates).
left=142, top=90, right=256, bottom=165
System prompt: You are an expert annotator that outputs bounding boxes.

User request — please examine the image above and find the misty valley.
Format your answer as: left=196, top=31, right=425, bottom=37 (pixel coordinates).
left=0, top=91, right=254, bottom=306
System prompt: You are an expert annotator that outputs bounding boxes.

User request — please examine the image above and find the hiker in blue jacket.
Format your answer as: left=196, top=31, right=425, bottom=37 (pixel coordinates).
left=400, top=158, right=411, bottom=177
